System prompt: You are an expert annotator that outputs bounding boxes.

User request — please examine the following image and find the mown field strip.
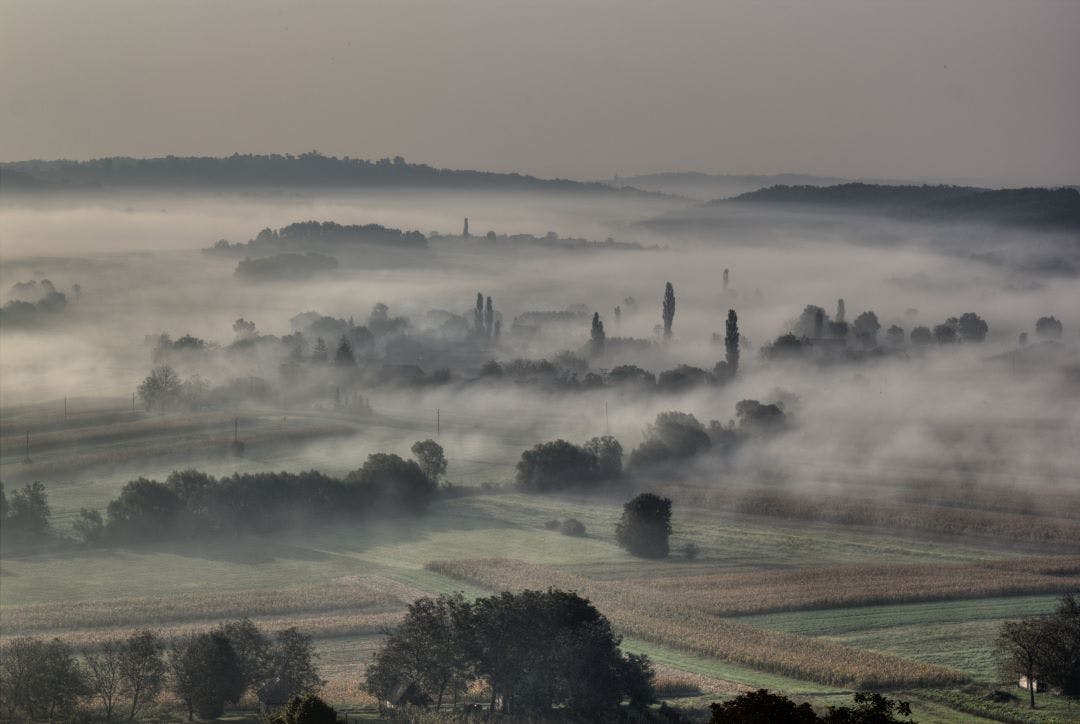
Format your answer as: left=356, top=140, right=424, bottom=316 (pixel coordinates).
left=0, top=610, right=405, bottom=651
left=0, top=576, right=415, bottom=634
left=427, top=559, right=969, bottom=689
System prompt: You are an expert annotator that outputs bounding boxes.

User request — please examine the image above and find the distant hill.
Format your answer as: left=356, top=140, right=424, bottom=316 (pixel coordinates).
left=612, top=171, right=851, bottom=187
left=599, top=172, right=853, bottom=199
left=0, top=153, right=656, bottom=195
left=719, top=183, right=1080, bottom=230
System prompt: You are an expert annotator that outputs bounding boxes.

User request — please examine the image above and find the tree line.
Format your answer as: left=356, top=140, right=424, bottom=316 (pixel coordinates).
left=514, top=402, right=786, bottom=496
left=2, top=442, right=447, bottom=549
left=0, top=619, right=321, bottom=722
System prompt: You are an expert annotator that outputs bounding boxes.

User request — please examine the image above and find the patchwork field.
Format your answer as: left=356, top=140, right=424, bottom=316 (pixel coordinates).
left=3, top=484, right=1078, bottom=722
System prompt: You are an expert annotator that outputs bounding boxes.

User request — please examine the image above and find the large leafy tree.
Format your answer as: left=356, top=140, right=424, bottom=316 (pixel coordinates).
left=996, top=618, right=1053, bottom=708
left=366, top=590, right=653, bottom=717
left=410, top=439, right=448, bottom=484
left=367, top=594, right=472, bottom=710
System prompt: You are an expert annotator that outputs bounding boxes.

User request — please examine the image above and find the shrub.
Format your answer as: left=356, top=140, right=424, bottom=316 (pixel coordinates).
left=559, top=518, right=586, bottom=537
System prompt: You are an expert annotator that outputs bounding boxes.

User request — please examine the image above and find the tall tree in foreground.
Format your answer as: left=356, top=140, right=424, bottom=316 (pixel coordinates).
left=117, top=630, right=166, bottom=721
left=615, top=492, right=672, bottom=559
left=725, top=309, right=739, bottom=377
left=996, top=618, right=1052, bottom=709
left=474, top=292, right=484, bottom=335
left=662, top=282, right=675, bottom=340
left=835, top=298, right=846, bottom=323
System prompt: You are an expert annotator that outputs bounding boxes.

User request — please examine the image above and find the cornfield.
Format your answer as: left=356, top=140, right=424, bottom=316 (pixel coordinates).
left=661, top=485, right=1080, bottom=545
left=428, top=559, right=975, bottom=689
left=625, top=556, right=1080, bottom=616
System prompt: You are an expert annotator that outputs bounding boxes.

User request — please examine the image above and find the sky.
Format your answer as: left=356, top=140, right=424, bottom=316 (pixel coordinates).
left=1, top=0, right=1078, bottom=185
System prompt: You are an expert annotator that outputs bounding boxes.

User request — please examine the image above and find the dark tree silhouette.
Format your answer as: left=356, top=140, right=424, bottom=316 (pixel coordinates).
left=516, top=440, right=602, bottom=492
left=311, top=337, right=328, bottom=363
left=474, top=293, right=484, bottom=335
left=0, top=637, right=85, bottom=721
left=590, top=312, right=605, bottom=355
left=1036, top=315, right=1063, bottom=339
left=957, top=312, right=989, bottom=342
left=933, top=323, right=958, bottom=344
left=710, top=689, right=818, bottom=723
left=853, top=311, right=881, bottom=347
left=138, top=365, right=182, bottom=412
left=485, top=296, right=495, bottom=338
left=836, top=298, right=846, bottom=323
left=334, top=336, right=355, bottom=366
left=662, top=282, right=675, bottom=340
left=910, top=326, right=932, bottom=346
left=411, top=439, right=448, bottom=483
left=996, top=618, right=1052, bottom=709
left=886, top=325, right=905, bottom=347
left=725, top=309, right=739, bottom=377
left=710, top=689, right=914, bottom=723
left=615, top=492, right=672, bottom=558
left=170, top=632, right=244, bottom=720
left=1036, top=593, right=1080, bottom=700
left=276, top=693, right=338, bottom=724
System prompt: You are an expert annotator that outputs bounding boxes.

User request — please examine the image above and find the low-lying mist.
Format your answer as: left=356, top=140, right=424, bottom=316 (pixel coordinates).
left=2, top=188, right=1077, bottom=519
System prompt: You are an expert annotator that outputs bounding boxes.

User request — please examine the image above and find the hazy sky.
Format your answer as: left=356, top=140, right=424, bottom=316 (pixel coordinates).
left=2, top=0, right=1078, bottom=185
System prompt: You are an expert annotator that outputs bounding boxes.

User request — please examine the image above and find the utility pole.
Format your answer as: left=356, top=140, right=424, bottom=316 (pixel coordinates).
left=24, top=430, right=31, bottom=463
left=132, top=391, right=136, bottom=411
left=64, top=397, right=68, bottom=419
left=604, top=401, right=610, bottom=435
left=234, top=417, right=239, bottom=443
left=435, top=408, right=441, bottom=437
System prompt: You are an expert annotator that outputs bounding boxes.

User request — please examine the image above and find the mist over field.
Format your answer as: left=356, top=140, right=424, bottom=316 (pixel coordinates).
left=2, top=1, right=1080, bottom=720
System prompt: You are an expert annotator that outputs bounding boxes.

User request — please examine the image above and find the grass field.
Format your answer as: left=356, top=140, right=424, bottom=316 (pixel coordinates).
left=3, top=400, right=1079, bottom=721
